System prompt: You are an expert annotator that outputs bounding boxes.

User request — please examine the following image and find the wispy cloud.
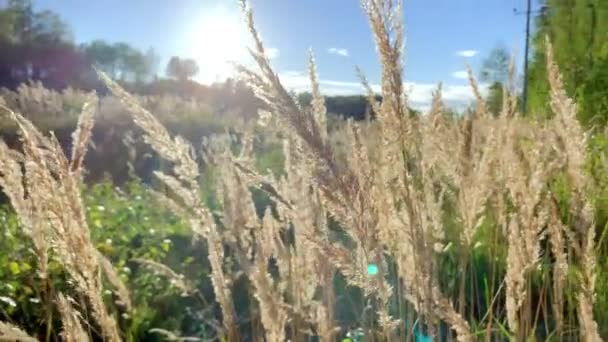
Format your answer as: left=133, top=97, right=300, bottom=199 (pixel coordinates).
left=406, top=82, right=488, bottom=111
left=451, top=70, right=469, bottom=79
left=456, top=50, right=478, bottom=58
left=267, top=48, right=279, bottom=59
left=279, top=70, right=361, bottom=95
left=279, top=70, right=488, bottom=111
left=328, top=47, right=349, bottom=57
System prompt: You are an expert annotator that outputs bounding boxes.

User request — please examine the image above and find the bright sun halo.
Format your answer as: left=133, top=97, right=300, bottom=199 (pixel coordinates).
left=190, top=11, right=247, bottom=84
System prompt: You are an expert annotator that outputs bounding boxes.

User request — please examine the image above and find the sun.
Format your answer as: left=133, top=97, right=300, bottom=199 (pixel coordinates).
left=189, top=11, right=248, bottom=84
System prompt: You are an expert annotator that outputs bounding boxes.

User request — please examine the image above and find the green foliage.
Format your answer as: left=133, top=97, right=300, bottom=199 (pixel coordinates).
left=83, top=40, right=158, bottom=83
left=166, top=56, right=199, bottom=81
left=0, top=180, right=220, bottom=341
left=527, top=0, right=608, bottom=123
left=2, top=0, right=608, bottom=338
left=486, top=82, right=504, bottom=116
left=479, top=45, right=511, bottom=115
left=253, top=135, right=284, bottom=176
left=480, top=45, right=510, bottom=85
left=2, top=114, right=608, bottom=339
left=0, top=0, right=161, bottom=90
left=578, top=55, right=608, bottom=128
left=0, top=0, right=71, bottom=44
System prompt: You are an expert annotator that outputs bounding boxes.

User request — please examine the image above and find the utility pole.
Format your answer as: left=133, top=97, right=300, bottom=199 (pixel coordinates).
left=514, top=0, right=534, bottom=115
left=522, top=0, right=532, bottom=115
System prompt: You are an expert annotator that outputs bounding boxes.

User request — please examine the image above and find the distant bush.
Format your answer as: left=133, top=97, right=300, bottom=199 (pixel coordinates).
left=0, top=82, right=251, bottom=184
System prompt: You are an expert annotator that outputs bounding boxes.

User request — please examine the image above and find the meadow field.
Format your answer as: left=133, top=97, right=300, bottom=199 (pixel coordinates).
left=2, top=0, right=608, bottom=341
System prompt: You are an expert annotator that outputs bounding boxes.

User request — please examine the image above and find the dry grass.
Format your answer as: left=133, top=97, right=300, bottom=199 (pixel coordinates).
left=0, top=321, right=37, bottom=342
left=0, top=96, right=126, bottom=341
left=56, top=294, right=91, bottom=342
left=0, top=0, right=604, bottom=341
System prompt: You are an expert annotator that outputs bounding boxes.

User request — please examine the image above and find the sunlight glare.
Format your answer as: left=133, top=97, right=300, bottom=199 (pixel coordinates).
left=189, top=10, right=248, bottom=84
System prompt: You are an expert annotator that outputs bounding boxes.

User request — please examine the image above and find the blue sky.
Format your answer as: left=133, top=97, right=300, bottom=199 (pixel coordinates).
left=31, top=0, right=539, bottom=110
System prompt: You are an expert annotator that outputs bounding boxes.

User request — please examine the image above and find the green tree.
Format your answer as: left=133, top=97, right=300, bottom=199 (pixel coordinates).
left=578, top=54, right=608, bottom=128
left=0, top=0, right=79, bottom=87
left=527, top=0, right=608, bottom=124
left=113, top=43, right=151, bottom=82
left=31, top=9, right=71, bottom=43
left=480, top=45, right=510, bottom=85
left=485, top=82, right=504, bottom=116
left=7, top=0, right=34, bottom=42
left=479, top=45, right=510, bottom=115
left=126, top=50, right=149, bottom=83
left=84, top=40, right=119, bottom=77
left=166, top=56, right=199, bottom=81
left=0, top=4, right=18, bottom=41
left=113, top=42, right=133, bottom=80
left=180, top=58, right=199, bottom=80
left=1, top=0, right=70, bottom=44
left=166, top=56, right=182, bottom=80
left=84, top=40, right=155, bottom=82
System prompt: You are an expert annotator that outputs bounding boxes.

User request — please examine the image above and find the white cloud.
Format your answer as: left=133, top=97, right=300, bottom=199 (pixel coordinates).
left=456, top=50, right=478, bottom=58
left=278, top=70, right=489, bottom=112
left=407, top=82, right=489, bottom=110
left=266, top=48, right=279, bottom=59
left=279, top=70, right=363, bottom=95
left=451, top=70, right=469, bottom=79
left=328, top=47, right=349, bottom=57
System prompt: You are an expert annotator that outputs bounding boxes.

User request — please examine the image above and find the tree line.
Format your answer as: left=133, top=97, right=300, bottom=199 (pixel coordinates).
left=3, top=0, right=606, bottom=125
left=0, top=0, right=204, bottom=91
left=479, top=0, right=608, bottom=127
left=528, top=0, right=608, bottom=127
left=0, top=0, right=379, bottom=121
